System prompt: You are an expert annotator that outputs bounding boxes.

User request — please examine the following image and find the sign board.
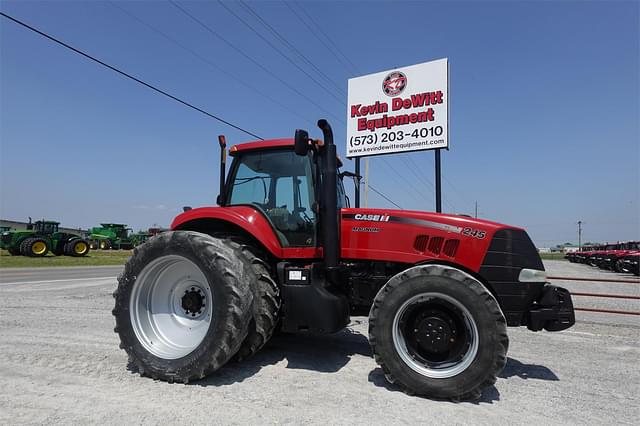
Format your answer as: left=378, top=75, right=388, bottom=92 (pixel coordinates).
left=346, top=58, right=448, bottom=158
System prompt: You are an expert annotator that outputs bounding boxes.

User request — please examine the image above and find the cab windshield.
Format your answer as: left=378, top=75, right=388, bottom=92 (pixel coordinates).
left=228, top=150, right=316, bottom=247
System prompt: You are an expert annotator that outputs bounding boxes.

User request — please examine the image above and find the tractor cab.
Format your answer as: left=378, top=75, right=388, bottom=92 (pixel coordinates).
left=35, top=220, right=59, bottom=235
left=224, top=144, right=346, bottom=247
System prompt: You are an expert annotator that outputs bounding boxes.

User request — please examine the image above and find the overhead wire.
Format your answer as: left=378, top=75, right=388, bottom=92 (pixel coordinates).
left=404, top=155, right=456, bottom=212
left=108, top=1, right=317, bottom=129
left=167, top=0, right=344, bottom=123
left=0, top=11, right=264, bottom=140
left=217, top=1, right=344, bottom=103
left=367, top=185, right=403, bottom=209
left=1, top=8, right=402, bottom=210
left=378, top=158, right=437, bottom=209
left=285, top=1, right=360, bottom=75
left=235, top=1, right=346, bottom=97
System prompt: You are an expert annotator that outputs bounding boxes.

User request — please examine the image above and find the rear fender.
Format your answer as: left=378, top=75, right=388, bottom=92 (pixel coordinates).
left=171, top=206, right=283, bottom=258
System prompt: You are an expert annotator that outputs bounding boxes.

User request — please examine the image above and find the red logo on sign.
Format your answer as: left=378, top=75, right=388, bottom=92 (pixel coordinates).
left=382, top=71, right=407, bottom=96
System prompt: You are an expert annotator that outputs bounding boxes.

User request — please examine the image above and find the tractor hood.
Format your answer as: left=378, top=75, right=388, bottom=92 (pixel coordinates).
left=342, top=208, right=516, bottom=233
left=340, top=208, right=527, bottom=272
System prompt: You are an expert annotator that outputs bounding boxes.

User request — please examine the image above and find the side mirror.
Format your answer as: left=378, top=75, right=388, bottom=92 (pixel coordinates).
left=294, top=129, right=310, bottom=156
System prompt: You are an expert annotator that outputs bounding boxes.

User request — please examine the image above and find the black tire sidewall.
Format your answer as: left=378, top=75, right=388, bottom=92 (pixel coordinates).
left=373, top=273, right=504, bottom=398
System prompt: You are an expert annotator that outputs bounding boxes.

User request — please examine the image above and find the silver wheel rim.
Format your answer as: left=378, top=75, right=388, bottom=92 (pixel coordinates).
left=130, top=255, right=213, bottom=359
left=392, top=292, right=479, bottom=379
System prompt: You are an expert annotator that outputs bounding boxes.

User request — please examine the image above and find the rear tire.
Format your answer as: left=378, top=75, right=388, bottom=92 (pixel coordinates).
left=369, top=264, right=508, bottom=400
left=99, top=240, right=111, bottom=250
left=229, top=240, right=280, bottom=361
left=112, top=231, right=253, bottom=383
left=20, top=238, right=49, bottom=257
left=65, top=239, right=90, bottom=257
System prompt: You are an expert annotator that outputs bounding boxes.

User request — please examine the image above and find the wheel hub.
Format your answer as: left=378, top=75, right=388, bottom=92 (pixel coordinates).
left=415, top=315, right=454, bottom=353
left=181, top=287, right=206, bottom=317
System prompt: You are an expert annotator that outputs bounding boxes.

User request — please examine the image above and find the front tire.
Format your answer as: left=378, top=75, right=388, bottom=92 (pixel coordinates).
left=112, top=231, right=253, bottom=383
left=20, top=238, right=49, bottom=257
left=369, top=265, right=508, bottom=400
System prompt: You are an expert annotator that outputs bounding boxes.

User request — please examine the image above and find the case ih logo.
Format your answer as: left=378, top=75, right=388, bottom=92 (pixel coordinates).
left=382, top=71, right=407, bottom=96
left=354, top=213, right=390, bottom=222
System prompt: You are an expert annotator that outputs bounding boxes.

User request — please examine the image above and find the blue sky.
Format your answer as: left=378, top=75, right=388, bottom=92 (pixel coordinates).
left=1, top=0, right=638, bottom=246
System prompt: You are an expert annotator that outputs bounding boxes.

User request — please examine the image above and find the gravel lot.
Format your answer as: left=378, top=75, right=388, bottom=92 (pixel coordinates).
left=0, top=261, right=638, bottom=425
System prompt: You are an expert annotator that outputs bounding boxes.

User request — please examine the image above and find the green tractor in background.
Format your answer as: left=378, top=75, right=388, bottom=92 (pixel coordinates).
left=129, top=227, right=167, bottom=247
left=0, top=218, right=90, bottom=257
left=88, top=223, right=133, bottom=250
left=129, top=230, right=151, bottom=247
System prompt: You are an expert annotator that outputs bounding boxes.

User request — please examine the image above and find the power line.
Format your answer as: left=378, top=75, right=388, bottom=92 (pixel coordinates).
left=108, top=1, right=316, bottom=128
left=368, top=185, right=403, bottom=209
left=286, top=2, right=360, bottom=75
left=0, top=11, right=264, bottom=140
left=217, top=2, right=344, bottom=102
left=168, top=0, right=344, bottom=124
left=235, top=0, right=346, bottom=97
left=405, top=156, right=456, bottom=212
left=404, top=156, right=435, bottom=191
left=1, top=10, right=404, bottom=211
left=380, top=158, right=436, bottom=208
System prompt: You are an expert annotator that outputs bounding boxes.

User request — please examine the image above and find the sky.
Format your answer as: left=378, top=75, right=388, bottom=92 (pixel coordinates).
left=0, top=0, right=638, bottom=247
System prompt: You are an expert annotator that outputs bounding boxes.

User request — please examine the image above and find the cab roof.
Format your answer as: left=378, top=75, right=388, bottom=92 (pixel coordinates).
left=36, top=220, right=59, bottom=225
left=229, top=138, right=293, bottom=155
left=229, top=138, right=343, bottom=167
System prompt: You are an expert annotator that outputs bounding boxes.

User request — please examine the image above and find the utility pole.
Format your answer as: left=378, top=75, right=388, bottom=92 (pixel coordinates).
left=475, top=201, right=478, bottom=218
left=578, top=221, right=582, bottom=250
left=354, top=158, right=360, bottom=208
left=435, top=149, right=442, bottom=213
left=364, top=158, right=370, bottom=208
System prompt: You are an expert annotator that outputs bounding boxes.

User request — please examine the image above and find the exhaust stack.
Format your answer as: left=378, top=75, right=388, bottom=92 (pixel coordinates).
left=217, top=135, right=227, bottom=206
left=317, top=119, right=340, bottom=282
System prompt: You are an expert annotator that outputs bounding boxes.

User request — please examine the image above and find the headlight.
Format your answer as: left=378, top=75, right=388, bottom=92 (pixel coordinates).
left=519, top=268, right=547, bottom=282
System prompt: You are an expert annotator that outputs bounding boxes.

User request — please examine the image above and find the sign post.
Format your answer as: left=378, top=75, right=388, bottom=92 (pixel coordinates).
left=346, top=58, right=449, bottom=211
left=354, top=157, right=360, bottom=208
left=435, top=149, right=442, bottom=212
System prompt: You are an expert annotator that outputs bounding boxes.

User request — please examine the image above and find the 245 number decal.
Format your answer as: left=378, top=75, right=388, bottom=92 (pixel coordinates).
left=462, top=227, right=486, bottom=239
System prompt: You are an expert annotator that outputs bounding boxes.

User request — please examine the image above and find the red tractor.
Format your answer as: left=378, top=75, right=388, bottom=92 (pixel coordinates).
left=113, top=120, right=575, bottom=399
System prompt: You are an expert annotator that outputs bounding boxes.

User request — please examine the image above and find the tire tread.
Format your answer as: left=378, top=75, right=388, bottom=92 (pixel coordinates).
left=368, top=264, right=508, bottom=400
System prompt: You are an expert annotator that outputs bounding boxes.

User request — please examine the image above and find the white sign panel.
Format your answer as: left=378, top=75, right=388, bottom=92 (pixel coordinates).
left=347, top=58, right=448, bottom=158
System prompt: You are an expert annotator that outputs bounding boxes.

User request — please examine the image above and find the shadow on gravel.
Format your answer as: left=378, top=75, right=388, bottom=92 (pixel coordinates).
left=499, top=357, right=559, bottom=381
left=191, top=327, right=372, bottom=387
left=367, top=357, right=558, bottom=404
